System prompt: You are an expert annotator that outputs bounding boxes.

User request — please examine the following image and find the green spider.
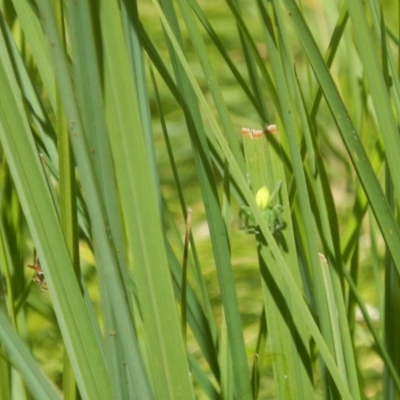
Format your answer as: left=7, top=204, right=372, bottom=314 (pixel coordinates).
left=239, top=181, right=285, bottom=235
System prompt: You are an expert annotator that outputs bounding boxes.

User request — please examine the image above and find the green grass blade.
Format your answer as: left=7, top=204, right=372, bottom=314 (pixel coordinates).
left=0, top=13, right=58, bottom=164
left=188, top=0, right=266, bottom=116
left=177, top=0, right=245, bottom=173
left=53, top=1, right=79, bottom=398
left=149, top=2, right=357, bottom=396
left=98, top=0, right=194, bottom=397
left=241, top=128, right=314, bottom=399
left=281, top=0, right=400, bottom=279
left=256, top=5, right=347, bottom=396
left=35, top=0, right=155, bottom=398
left=151, top=65, right=220, bottom=370
left=346, top=0, right=400, bottom=202
left=0, top=11, right=112, bottom=400
left=0, top=310, right=61, bottom=399
left=12, top=0, right=56, bottom=109
left=156, top=0, right=251, bottom=397
left=62, top=2, right=140, bottom=396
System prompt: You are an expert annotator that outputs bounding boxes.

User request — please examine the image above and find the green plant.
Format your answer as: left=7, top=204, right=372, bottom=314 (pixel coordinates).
left=0, top=0, right=399, bottom=399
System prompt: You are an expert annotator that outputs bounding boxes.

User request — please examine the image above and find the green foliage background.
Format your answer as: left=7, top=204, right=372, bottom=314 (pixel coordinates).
left=0, top=0, right=399, bottom=399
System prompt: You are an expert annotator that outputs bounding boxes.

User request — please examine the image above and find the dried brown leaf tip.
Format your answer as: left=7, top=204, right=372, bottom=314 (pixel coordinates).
left=265, top=124, right=277, bottom=134
left=318, top=253, right=328, bottom=266
left=241, top=127, right=264, bottom=138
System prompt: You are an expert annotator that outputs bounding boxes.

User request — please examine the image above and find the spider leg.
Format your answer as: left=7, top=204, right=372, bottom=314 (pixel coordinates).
left=27, top=264, right=41, bottom=272
left=239, top=205, right=257, bottom=233
left=268, top=181, right=282, bottom=204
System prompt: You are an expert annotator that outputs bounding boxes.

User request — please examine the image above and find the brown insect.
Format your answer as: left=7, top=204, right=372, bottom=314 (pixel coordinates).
left=27, top=250, right=47, bottom=290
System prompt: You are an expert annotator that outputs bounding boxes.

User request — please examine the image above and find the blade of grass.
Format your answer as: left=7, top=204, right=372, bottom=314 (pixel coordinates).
left=346, top=0, right=400, bottom=203
left=44, top=0, right=163, bottom=397
left=157, top=0, right=251, bottom=397
left=280, top=0, right=400, bottom=286
left=52, top=2, right=79, bottom=399
left=150, top=2, right=356, bottom=397
left=241, top=128, right=314, bottom=399
left=292, top=23, right=363, bottom=397
left=255, top=3, right=348, bottom=395
left=62, top=1, right=143, bottom=397
left=350, top=3, right=400, bottom=395
left=11, top=0, right=56, bottom=109
left=153, top=2, right=362, bottom=398
left=176, top=0, right=246, bottom=173
left=0, top=310, right=61, bottom=399
left=98, top=0, right=194, bottom=397
left=151, top=66, right=220, bottom=381
left=165, top=239, right=220, bottom=383
left=233, top=1, right=271, bottom=120
left=0, top=13, right=58, bottom=165
left=342, top=255, right=400, bottom=391
left=188, top=0, right=272, bottom=116
left=310, top=3, right=349, bottom=121
left=0, top=21, right=112, bottom=400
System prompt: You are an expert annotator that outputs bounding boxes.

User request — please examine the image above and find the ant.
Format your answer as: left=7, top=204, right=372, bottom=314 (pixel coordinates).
left=27, top=249, right=47, bottom=290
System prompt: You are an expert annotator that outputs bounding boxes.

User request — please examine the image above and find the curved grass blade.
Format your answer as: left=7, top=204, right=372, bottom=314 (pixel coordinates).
left=280, top=0, right=400, bottom=282
left=0, top=310, right=61, bottom=399
left=0, top=10, right=112, bottom=400
left=150, top=2, right=355, bottom=397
